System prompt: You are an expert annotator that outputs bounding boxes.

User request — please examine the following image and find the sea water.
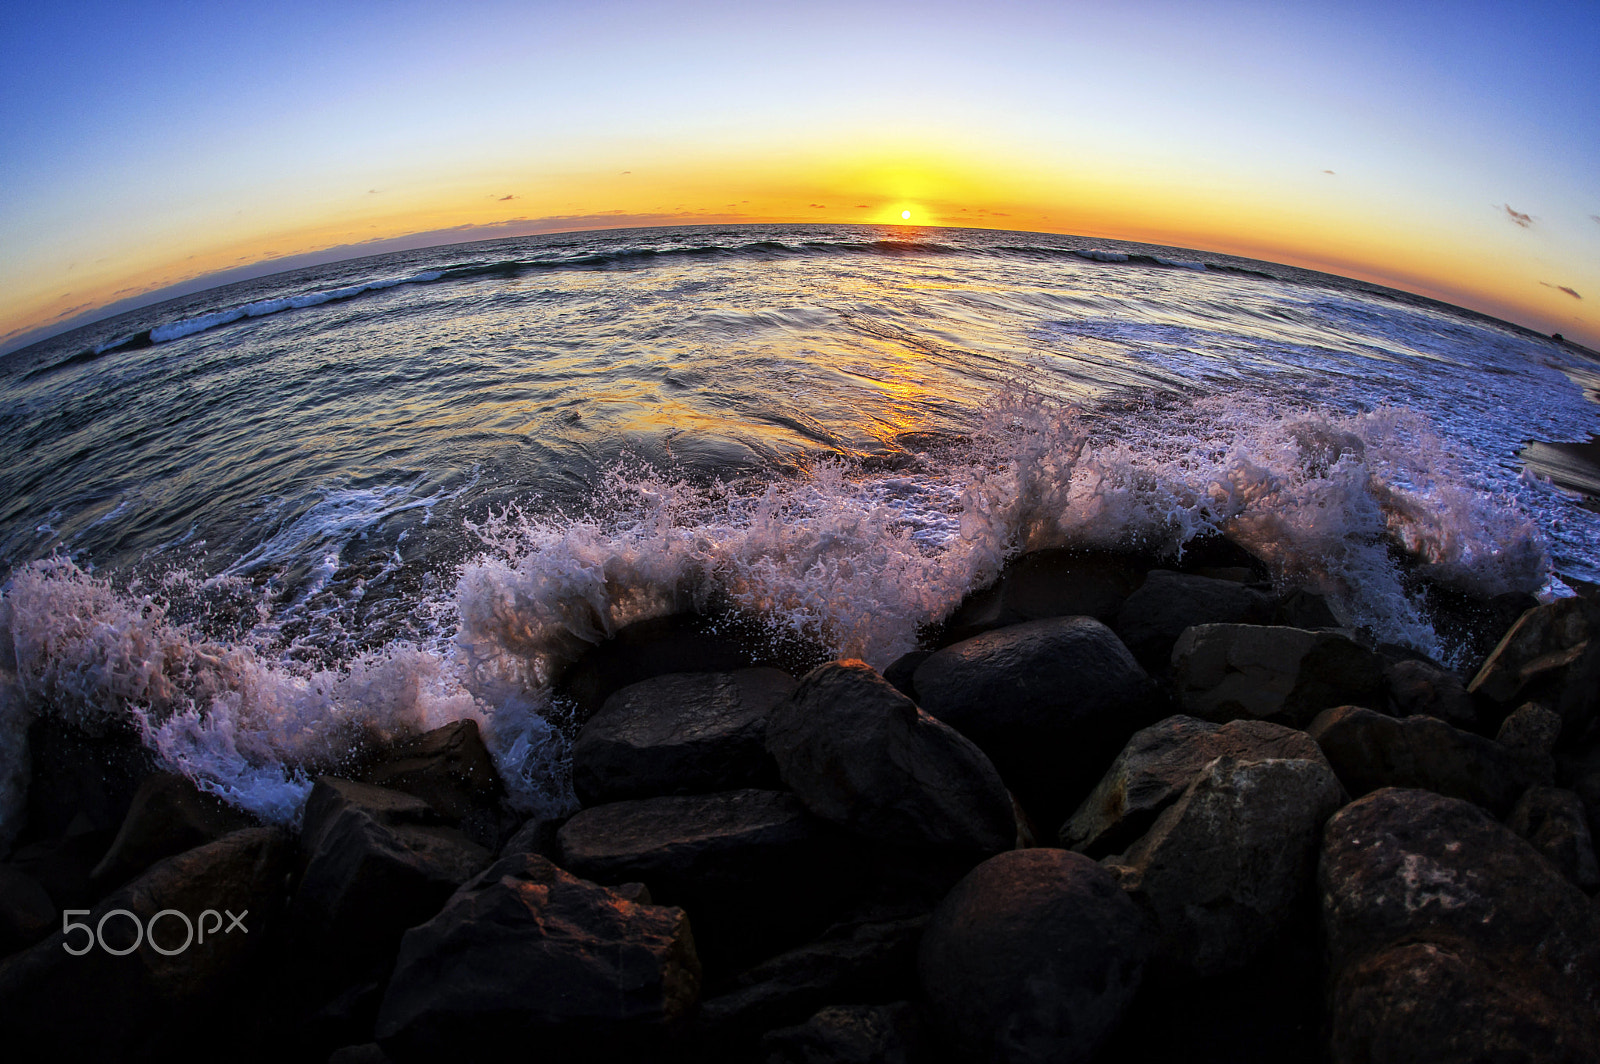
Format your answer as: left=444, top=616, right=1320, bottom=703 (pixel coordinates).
left=1, top=223, right=1597, bottom=835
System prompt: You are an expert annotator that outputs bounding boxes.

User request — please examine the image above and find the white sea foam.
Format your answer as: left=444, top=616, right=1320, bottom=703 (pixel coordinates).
left=145, top=270, right=444, bottom=344
left=0, top=393, right=1556, bottom=842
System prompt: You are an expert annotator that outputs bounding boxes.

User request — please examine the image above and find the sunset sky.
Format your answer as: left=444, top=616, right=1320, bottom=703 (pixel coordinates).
left=3, top=0, right=1597, bottom=352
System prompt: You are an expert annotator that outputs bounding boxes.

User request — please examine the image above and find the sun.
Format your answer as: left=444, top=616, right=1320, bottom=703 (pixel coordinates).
left=901, top=210, right=912, bottom=220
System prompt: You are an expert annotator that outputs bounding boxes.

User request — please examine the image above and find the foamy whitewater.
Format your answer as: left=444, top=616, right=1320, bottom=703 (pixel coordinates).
left=2, top=223, right=1597, bottom=841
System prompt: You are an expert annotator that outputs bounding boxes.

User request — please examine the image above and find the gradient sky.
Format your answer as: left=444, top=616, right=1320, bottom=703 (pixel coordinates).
left=3, top=0, right=1598, bottom=352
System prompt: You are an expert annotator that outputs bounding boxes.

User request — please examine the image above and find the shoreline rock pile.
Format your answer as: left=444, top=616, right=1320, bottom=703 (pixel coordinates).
left=2, top=543, right=1598, bottom=1063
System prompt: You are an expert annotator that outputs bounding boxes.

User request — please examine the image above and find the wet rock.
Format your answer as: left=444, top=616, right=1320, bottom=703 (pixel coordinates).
left=1559, top=740, right=1600, bottom=846
left=89, top=771, right=254, bottom=893
left=918, top=849, right=1151, bottom=1064
left=496, top=813, right=564, bottom=861
left=558, top=789, right=851, bottom=967
left=289, top=778, right=491, bottom=996
left=1270, top=587, right=1341, bottom=629
left=693, top=907, right=929, bottom=1053
left=913, top=617, right=1158, bottom=833
left=572, top=668, right=793, bottom=805
left=375, top=853, right=700, bottom=1064
left=1104, top=754, right=1343, bottom=977
left=7, top=823, right=113, bottom=910
left=1468, top=596, right=1597, bottom=708
left=1319, top=788, right=1600, bottom=1063
left=0, top=864, right=54, bottom=955
left=1111, top=570, right=1273, bottom=667
left=0, top=827, right=291, bottom=1062
left=761, top=1002, right=926, bottom=1064
left=1507, top=786, right=1600, bottom=892
left=1308, top=704, right=1532, bottom=814
left=1497, top=701, right=1563, bottom=784
left=1385, top=658, right=1478, bottom=729
left=938, top=549, right=1147, bottom=644
left=1171, top=624, right=1386, bottom=728
left=1171, top=624, right=1382, bottom=729
left=766, top=661, right=1014, bottom=854
left=1060, top=715, right=1329, bottom=857
left=556, top=613, right=759, bottom=719
left=23, top=715, right=155, bottom=843
left=880, top=651, right=931, bottom=700
left=359, top=719, right=508, bottom=848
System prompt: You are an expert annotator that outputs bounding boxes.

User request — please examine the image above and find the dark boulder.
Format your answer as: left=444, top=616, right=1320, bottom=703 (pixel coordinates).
left=939, top=549, right=1147, bottom=644
left=1103, top=754, right=1343, bottom=977
left=572, top=668, right=793, bottom=805
left=374, top=853, right=700, bottom=1064
left=89, top=771, right=254, bottom=893
left=881, top=651, right=931, bottom=700
left=496, top=813, right=565, bottom=861
left=913, top=617, right=1158, bottom=833
left=1496, top=701, right=1563, bottom=784
left=1468, top=597, right=1596, bottom=712
left=558, top=789, right=852, bottom=968
left=358, top=719, right=508, bottom=848
left=288, top=779, right=491, bottom=998
left=1111, top=570, right=1272, bottom=667
left=692, top=907, right=929, bottom=1055
left=766, top=661, right=1014, bottom=854
left=7, top=824, right=113, bottom=911
left=1507, top=786, right=1600, bottom=892
left=917, top=849, right=1151, bottom=1064
left=1385, top=658, right=1478, bottom=729
left=22, top=714, right=155, bottom=843
left=0, top=864, right=54, bottom=955
left=1308, top=704, right=1533, bottom=815
left=1061, top=715, right=1329, bottom=857
left=1319, top=788, right=1600, bottom=1063
left=1171, top=624, right=1386, bottom=728
left=761, top=1002, right=927, bottom=1064
left=0, top=827, right=291, bottom=1062
left=556, top=613, right=761, bottom=719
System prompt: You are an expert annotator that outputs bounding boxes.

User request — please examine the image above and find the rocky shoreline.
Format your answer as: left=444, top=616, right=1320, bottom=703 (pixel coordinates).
left=2, top=542, right=1598, bottom=1063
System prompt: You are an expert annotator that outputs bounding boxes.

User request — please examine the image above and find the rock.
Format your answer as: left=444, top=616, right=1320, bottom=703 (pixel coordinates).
left=1555, top=637, right=1600, bottom=747
left=359, top=719, right=507, bottom=848
left=374, top=853, right=700, bottom=1064
left=1560, top=741, right=1600, bottom=848
left=558, top=789, right=850, bottom=968
left=1171, top=624, right=1386, bottom=728
left=880, top=651, right=931, bottom=700
left=1507, top=786, right=1600, bottom=892
left=1385, top=658, right=1478, bottom=729
left=917, top=849, right=1151, bottom=1064
left=913, top=617, right=1158, bottom=833
left=1060, top=715, right=1330, bottom=857
left=0, top=864, right=54, bottom=955
left=289, top=778, right=492, bottom=997
left=693, top=908, right=929, bottom=1054
left=1104, top=754, right=1343, bottom=977
left=939, top=549, right=1147, bottom=644
left=761, top=1002, right=926, bottom=1064
left=0, top=827, right=291, bottom=1062
left=1271, top=587, right=1341, bottom=629
left=766, top=661, right=1014, bottom=854
left=328, top=1045, right=391, bottom=1064
left=572, top=668, right=793, bottom=805
left=1468, top=596, right=1597, bottom=707
left=556, top=613, right=761, bottom=719
left=7, top=823, right=112, bottom=910
left=88, top=771, right=254, bottom=893
left=1319, top=788, right=1600, bottom=1062
left=22, top=715, right=154, bottom=843
left=1111, top=570, right=1272, bottom=667
left=1497, top=701, right=1563, bottom=784
left=496, top=814, right=564, bottom=861
left=1308, top=704, right=1532, bottom=814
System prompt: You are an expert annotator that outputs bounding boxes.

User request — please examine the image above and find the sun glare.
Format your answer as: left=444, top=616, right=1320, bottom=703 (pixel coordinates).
left=901, top=210, right=912, bottom=220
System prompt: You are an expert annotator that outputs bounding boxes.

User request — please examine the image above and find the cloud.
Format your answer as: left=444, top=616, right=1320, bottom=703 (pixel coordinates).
left=854, top=204, right=870, bottom=209
left=1592, top=215, right=1600, bottom=225
left=621, top=171, right=631, bottom=175
left=808, top=203, right=825, bottom=208
left=367, top=189, right=379, bottom=194
left=1500, top=204, right=1533, bottom=227
left=498, top=194, right=516, bottom=201
left=1541, top=282, right=1582, bottom=300
left=1322, top=169, right=1336, bottom=174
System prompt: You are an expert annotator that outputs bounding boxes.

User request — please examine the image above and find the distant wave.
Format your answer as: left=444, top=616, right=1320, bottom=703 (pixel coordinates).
left=35, top=241, right=1250, bottom=371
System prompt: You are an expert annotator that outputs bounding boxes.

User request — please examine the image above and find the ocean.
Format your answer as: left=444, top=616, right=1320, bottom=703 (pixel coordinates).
left=2, top=222, right=1597, bottom=832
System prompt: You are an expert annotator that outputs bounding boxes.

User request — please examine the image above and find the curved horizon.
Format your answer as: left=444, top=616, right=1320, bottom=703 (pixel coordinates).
left=4, top=1, right=1597, bottom=352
